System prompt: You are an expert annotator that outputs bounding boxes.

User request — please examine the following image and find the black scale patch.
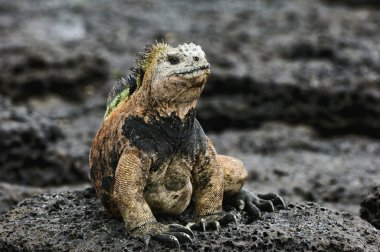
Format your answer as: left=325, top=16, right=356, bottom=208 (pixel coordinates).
left=122, top=109, right=207, bottom=172
left=102, top=176, right=115, bottom=193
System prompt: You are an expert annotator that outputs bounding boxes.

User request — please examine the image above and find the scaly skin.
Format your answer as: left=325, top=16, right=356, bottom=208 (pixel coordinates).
left=89, top=43, right=284, bottom=248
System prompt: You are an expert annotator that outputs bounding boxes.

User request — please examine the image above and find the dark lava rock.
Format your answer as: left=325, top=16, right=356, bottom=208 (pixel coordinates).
left=0, top=97, right=89, bottom=186
left=360, top=184, right=380, bottom=230
left=0, top=182, right=46, bottom=216
left=209, top=123, right=380, bottom=214
left=0, top=44, right=109, bottom=101
left=0, top=188, right=379, bottom=251
left=0, top=182, right=89, bottom=215
left=323, top=0, right=380, bottom=7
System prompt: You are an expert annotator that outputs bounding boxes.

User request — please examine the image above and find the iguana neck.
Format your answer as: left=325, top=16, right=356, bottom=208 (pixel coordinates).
left=151, top=98, right=198, bottom=120
left=123, top=85, right=198, bottom=123
left=145, top=82, right=198, bottom=120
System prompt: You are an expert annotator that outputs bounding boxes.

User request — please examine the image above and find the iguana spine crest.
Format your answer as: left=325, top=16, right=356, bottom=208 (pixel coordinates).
left=104, top=43, right=169, bottom=120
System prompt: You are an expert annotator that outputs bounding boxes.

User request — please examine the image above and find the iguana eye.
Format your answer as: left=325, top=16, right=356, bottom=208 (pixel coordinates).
left=167, top=55, right=179, bottom=65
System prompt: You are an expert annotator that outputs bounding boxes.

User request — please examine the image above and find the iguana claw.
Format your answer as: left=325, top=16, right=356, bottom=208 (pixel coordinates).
left=133, top=222, right=194, bottom=249
left=226, top=189, right=285, bottom=220
left=257, top=192, right=286, bottom=209
left=186, top=212, right=237, bottom=231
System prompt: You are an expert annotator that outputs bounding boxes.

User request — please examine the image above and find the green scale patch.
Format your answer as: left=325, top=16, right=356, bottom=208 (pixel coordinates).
left=104, top=77, right=132, bottom=120
left=104, top=43, right=169, bottom=120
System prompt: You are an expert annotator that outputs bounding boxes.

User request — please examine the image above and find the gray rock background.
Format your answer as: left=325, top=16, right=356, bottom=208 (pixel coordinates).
left=0, top=0, right=379, bottom=250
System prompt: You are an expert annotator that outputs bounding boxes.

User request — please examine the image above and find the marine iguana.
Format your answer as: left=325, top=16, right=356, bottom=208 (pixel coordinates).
left=89, top=42, right=284, bottom=248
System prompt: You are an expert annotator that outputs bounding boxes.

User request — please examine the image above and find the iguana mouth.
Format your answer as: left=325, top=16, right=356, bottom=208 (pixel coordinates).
left=173, top=64, right=210, bottom=76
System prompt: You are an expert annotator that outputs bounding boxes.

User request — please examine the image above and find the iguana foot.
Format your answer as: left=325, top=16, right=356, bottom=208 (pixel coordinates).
left=225, top=189, right=285, bottom=221
left=186, top=212, right=237, bottom=232
left=131, top=222, right=194, bottom=249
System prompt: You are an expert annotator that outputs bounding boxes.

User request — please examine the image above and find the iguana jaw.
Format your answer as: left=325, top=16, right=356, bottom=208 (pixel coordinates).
left=173, top=64, right=210, bottom=79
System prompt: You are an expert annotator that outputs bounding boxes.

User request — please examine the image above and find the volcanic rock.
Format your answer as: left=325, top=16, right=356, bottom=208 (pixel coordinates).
left=1, top=188, right=379, bottom=251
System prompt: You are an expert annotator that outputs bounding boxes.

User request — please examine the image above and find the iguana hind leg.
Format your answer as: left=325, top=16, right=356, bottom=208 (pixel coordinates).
left=218, top=155, right=248, bottom=196
left=218, top=154, right=285, bottom=220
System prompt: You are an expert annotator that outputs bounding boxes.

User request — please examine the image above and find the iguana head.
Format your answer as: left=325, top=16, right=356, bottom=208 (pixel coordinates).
left=104, top=43, right=210, bottom=120
left=150, top=43, right=210, bottom=104
left=154, top=43, right=210, bottom=83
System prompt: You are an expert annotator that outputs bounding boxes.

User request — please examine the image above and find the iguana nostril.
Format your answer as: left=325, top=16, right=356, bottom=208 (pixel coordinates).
left=193, top=56, right=199, bottom=62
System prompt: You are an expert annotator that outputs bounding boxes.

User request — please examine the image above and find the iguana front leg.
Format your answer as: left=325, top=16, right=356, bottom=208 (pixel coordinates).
left=113, top=150, right=194, bottom=248
left=188, top=139, right=237, bottom=231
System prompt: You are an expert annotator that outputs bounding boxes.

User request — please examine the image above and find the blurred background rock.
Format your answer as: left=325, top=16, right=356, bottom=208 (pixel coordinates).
left=0, top=0, right=379, bottom=229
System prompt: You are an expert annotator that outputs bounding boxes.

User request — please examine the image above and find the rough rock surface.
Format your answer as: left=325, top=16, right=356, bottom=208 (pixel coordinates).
left=0, top=182, right=89, bottom=215
left=0, top=97, right=89, bottom=186
left=0, top=188, right=379, bottom=252
left=360, top=184, right=380, bottom=230
left=0, top=183, right=46, bottom=216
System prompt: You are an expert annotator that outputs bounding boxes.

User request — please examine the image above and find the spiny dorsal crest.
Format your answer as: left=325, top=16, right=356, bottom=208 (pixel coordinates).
left=104, top=42, right=170, bottom=120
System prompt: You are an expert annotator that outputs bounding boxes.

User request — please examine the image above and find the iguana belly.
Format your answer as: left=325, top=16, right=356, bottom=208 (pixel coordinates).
left=144, top=175, right=193, bottom=215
